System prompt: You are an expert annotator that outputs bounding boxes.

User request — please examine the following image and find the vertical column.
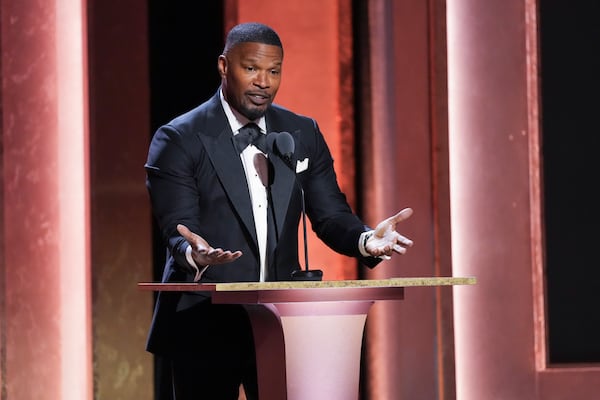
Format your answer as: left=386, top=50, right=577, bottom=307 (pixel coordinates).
left=57, top=1, right=92, bottom=399
left=87, top=0, right=154, bottom=398
left=0, top=0, right=91, bottom=399
left=361, top=0, right=444, bottom=399
left=448, top=0, right=538, bottom=399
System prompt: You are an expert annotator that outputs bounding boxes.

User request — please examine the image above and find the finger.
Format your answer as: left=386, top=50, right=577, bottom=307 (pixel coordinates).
left=395, top=233, right=414, bottom=247
left=178, top=224, right=211, bottom=253
left=388, top=208, right=413, bottom=224
left=374, top=208, right=413, bottom=236
left=177, top=224, right=194, bottom=240
left=393, top=243, right=408, bottom=254
left=207, top=248, right=223, bottom=257
left=217, top=253, right=237, bottom=263
left=222, top=250, right=243, bottom=260
left=208, top=250, right=243, bottom=265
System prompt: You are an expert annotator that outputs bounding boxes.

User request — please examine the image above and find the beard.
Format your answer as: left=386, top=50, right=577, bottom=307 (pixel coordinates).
left=239, top=103, right=267, bottom=121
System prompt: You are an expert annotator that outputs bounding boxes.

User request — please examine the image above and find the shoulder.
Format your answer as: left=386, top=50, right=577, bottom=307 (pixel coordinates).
left=151, top=93, right=228, bottom=150
left=167, top=93, right=223, bottom=135
left=267, top=103, right=319, bottom=132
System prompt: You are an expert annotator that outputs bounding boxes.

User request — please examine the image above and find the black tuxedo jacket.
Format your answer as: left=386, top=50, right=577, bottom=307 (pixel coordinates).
left=145, top=90, right=380, bottom=354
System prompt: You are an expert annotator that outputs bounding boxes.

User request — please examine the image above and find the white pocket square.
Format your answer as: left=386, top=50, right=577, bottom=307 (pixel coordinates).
left=295, top=158, right=309, bottom=173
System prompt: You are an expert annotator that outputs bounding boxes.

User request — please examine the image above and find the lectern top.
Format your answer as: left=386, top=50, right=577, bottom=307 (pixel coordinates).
left=138, top=276, right=476, bottom=292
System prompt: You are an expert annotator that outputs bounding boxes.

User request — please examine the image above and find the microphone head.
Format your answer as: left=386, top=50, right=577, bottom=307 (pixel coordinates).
left=267, top=131, right=295, bottom=166
left=276, top=131, right=295, bottom=160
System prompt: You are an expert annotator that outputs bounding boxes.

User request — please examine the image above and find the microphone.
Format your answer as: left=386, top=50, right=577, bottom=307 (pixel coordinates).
left=268, top=132, right=323, bottom=281
left=267, top=131, right=294, bottom=166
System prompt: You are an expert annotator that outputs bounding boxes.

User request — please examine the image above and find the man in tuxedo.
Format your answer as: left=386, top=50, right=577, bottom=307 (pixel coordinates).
left=145, top=22, right=414, bottom=399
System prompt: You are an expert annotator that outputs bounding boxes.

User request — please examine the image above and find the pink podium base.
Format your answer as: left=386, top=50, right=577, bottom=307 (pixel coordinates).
left=245, top=301, right=373, bottom=400
left=139, top=277, right=475, bottom=400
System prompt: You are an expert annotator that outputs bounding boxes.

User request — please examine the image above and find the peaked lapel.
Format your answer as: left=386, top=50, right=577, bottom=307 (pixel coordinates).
left=197, top=96, right=259, bottom=250
left=265, top=109, right=298, bottom=244
left=268, top=149, right=296, bottom=236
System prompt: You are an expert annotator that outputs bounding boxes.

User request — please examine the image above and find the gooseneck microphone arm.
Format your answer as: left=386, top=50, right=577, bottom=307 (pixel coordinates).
left=267, top=132, right=323, bottom=281
left=300, top=185, right=309, bottom=272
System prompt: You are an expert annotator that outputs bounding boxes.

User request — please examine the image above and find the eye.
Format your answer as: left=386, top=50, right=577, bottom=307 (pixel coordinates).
left=245, top=66, right=255, bottom=72
left=270, top=69, right=280, bottom=75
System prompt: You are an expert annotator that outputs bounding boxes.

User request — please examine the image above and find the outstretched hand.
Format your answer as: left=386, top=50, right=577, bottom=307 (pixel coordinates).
left=177, top=224, right=242, bottom=266
left=365, top=208, right=414, bottom=258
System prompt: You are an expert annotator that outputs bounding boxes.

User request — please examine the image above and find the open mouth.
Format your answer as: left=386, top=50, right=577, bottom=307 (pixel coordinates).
left=247, top=92, right=270, bottom=106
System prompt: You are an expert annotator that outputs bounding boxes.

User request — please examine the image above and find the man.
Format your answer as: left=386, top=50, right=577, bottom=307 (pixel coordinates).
left=145, top=22, right=413, bottom=399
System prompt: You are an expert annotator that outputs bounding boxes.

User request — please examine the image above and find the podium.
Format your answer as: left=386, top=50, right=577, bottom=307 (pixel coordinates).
left=139, top=277, right=475, bottom=400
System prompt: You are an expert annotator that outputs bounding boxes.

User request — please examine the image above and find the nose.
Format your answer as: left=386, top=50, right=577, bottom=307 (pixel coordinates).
left=253, top=71, right=270, bottom=88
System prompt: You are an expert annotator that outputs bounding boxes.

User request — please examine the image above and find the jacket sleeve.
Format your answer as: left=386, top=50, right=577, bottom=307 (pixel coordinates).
left=145, top=123, right=207, bottom=278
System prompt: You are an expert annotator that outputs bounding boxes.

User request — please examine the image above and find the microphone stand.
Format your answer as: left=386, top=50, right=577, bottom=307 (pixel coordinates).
left=291, top=186, right=323, bottom=281
left=268, top=131, right=323, bottom=281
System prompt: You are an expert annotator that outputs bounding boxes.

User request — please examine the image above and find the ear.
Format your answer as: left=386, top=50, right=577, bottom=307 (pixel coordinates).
left=217, top=55, right=227, bottom=78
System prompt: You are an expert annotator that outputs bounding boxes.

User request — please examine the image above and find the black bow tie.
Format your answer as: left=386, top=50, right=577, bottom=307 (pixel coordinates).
left=234, top=123, right=267, bottom=153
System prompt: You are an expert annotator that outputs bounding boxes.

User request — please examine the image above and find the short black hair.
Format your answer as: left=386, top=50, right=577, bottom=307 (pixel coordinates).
left=222, top=22, right=283, bottom=55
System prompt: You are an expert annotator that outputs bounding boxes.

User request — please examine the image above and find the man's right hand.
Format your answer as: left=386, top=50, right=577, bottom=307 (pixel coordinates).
left=177, top=224, right=243, bottom=266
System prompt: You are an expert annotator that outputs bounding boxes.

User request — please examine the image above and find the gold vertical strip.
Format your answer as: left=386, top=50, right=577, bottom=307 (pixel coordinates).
left=524, top=0, right=546, bottom=372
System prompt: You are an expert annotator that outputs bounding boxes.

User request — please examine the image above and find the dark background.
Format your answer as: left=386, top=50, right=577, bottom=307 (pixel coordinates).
left=540, top=2, right=600, bottom=363
left=148, top=2, right=224, bottom=398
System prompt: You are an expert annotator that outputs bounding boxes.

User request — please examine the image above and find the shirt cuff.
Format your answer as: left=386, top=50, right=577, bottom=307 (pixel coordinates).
left=358, top=230, right=390, bottom=260
left=358, top=230, right=374, bottom=257
left=185, top=245, right=209, bottom=282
